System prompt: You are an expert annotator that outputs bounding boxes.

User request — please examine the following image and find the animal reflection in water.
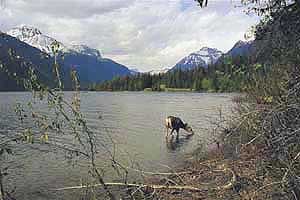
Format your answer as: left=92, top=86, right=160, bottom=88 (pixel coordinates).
left=166, top=133, right=194, bottom=151
left=165, top=116, right=194, bottom=150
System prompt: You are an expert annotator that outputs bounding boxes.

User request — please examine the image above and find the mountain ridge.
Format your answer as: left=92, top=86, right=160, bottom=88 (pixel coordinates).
left=7, top=24, right=102, bottom=58
left=6, top=24, right=131, bottom=85
left=225, top=40, right=254, bottom=58
left=171, top=47, right=223, bottom=71
left=0, top=32, right=71, bottom=91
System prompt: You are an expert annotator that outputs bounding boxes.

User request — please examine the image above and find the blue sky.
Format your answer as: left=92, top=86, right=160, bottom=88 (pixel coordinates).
left=0, top=0, right=259, bottom=71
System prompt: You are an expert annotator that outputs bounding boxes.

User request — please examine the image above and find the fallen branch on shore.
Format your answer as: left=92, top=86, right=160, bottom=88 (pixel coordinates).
left=53, top=182, right=204, bottom=192
left=53, top=167, right=237, bottom=192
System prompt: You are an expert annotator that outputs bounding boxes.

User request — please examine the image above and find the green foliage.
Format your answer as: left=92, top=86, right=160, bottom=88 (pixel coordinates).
left=95, top=54, right=255, bottom=93
left=201, top=78, right=213, bottom=91
left=222, top=4, right=300, bottom=198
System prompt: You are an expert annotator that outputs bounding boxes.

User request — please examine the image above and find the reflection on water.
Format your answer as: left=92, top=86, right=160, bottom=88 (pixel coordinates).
left=0, top=92, right=234, bottom=200
left=165, top=134, right=194, bottom=152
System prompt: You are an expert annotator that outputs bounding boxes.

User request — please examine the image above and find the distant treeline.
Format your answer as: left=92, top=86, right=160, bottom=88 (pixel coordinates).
left=90, top=55, right=263, bottom=92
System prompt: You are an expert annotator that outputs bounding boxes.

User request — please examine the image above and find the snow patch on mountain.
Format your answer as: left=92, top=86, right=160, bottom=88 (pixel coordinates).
left=67, top=44, right=102, bottom=58
left=193, top=47, right=223, bottom=65
left=7, top=25, right=102, bottom=58
left=7, top=24, right=65, bottom=54
left=172, top=47, right=223, bottom=71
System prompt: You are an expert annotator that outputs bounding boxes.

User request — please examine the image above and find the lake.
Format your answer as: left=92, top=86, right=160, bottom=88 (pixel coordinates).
left=0, top=92, right=234, bottom=200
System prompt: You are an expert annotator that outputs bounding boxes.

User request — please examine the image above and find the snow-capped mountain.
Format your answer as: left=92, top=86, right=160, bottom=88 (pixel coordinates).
left=6, top=25, right=131, bottom=85
left=7, top=24, right=65, bottom=54
left=68, top=44, right=101, bottom=58
left=6, top=25, right=102, bottom=58
left=194, top=47, right=223, bottom=65
left=171, top=47, right=223, bottom=71
left=0, top=32, right=72, bottom=91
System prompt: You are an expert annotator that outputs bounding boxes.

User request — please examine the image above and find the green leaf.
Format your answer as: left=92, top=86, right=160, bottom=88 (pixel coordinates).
left=254, top=63, right=262, bottom=70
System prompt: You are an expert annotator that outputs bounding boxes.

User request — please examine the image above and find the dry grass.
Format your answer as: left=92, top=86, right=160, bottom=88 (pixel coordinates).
left=147, top=144, right=293, bottom=200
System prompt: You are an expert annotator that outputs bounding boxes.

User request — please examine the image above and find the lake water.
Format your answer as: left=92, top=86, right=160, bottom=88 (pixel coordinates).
left=0, top=92, right=234, bottom=200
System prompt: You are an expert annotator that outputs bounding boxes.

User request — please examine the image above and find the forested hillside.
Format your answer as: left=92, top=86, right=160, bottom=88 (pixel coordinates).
left=93, top=50, right=255, bottom=92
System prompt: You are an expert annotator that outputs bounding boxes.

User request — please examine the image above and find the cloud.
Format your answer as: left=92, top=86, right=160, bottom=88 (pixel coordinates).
left=5, top=0, right=136, bottom=18
left=0, top=0, right=259, bottom=71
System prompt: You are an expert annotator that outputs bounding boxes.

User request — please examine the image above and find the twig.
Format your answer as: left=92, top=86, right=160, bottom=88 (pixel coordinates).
left=53, top=182, right=204, bottom=192
left=250, top=181, right=282, bottom=199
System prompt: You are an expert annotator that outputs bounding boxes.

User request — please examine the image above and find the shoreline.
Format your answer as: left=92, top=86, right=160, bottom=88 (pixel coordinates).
left=145, top=143, right=265, bottom=199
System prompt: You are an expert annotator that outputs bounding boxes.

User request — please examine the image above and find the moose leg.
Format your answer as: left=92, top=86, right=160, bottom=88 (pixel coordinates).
left=170, top=129, right=175, bottom=136
left=166, top=127, right=169, bottom=138
left=176, top=129, right=180, bottom=141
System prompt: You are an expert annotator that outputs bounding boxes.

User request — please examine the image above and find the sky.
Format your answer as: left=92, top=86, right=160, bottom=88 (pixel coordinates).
left=0, top=0, right=259, bottom=72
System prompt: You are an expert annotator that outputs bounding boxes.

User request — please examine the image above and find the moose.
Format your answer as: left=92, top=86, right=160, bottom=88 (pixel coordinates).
left=165, top=116, right=194, bottom=140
